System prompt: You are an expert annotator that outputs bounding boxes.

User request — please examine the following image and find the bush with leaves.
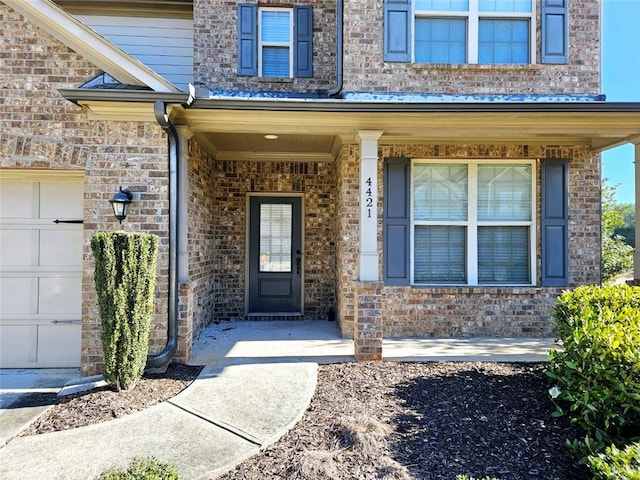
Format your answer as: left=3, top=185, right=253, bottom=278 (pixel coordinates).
left=91, top=231, right=159, bottom=391
left=588, top=442, right=640, bottom=480
left=547, top=284, right=640, bottom=460
left=601, top=179, right=635, bottom=282
left=96, top=457, right=178, bottom=480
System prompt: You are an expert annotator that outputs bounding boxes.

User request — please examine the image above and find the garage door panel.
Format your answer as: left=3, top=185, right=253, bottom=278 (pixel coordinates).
left=38, top=276, right=82, bottom=315
left=38, top=324, right=81, bottom=367
left=40, top=182, right=84, bottom=219
left=40, top=229, right=83, bottom=266
left=0, top=325, right=38, bottom=366
left=0, top=229, right=35, bottom=266
left=0, top=182, right=35, bottom=218
left=0, top=277, right=36, bottom=314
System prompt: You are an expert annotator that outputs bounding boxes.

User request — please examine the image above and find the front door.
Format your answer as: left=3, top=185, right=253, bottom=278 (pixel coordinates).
left=248, top=196, right=302, bottom=313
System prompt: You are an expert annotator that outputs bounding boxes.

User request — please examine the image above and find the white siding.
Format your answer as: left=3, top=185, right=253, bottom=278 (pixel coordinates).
left=76, top=15, right=193, bottom=91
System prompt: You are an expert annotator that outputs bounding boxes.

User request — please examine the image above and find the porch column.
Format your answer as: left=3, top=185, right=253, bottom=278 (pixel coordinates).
left=357, top=130, right=384, bottom=281
left=176, top=126, right=193, bottom=283
left=634, top=143, right=640, bottom=284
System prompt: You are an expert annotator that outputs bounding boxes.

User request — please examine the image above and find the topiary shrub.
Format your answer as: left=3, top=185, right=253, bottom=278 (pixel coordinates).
left=588, top=442, right=640, bottom=480
left=547, top=284, right=640, bottom=458
left=96, top=457, right=178, bottom=480
left=91, top=231, right=159, bottom=391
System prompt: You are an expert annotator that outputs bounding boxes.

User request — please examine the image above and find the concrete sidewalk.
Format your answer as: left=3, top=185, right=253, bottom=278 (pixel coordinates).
left=0, top=321, right=557, bottom=479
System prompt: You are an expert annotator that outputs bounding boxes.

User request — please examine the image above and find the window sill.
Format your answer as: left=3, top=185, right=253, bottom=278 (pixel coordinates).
left=409, top=62, right=543, bottom=71
left=258, top=77, right=294, bottom=84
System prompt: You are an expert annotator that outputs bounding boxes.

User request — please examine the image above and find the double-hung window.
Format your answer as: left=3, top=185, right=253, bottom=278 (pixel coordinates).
left=238, top=4, right=313, bottom=78
left=414, top=0, right=534, bottom=64
left=412, top=160, right=535, bottom=285
left=384, top=0, right=571, bottom=64
left=259, top=8, right=293, bottom=78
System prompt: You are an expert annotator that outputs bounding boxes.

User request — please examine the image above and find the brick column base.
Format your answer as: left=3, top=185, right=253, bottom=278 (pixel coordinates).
left=354, top=282, right=383, bottom=361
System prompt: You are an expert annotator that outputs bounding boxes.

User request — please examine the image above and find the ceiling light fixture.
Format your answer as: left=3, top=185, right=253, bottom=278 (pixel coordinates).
left=264, top=134, right=278, bottom=140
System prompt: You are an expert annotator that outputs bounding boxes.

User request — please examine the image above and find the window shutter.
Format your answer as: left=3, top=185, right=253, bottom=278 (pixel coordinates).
left=541, top=0, right=568, bottom=64
left=238, top=4, right=257, bottom=76
left=384, top=0, right=411, bottom=62
left=541, top=159, right=569, bottom=286
left=294, top=6, right=313, bottom=78
left=384, top=158, right=411, bottom=285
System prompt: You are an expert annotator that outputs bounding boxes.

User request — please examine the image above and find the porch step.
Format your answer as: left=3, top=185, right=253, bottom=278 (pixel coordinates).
left=244, top=313, right=305, bottom=322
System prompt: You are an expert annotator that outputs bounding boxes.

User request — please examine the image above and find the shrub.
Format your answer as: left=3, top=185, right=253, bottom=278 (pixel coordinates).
left=96, top=457, right=178, bottom=480
left=91, top=231, right=159, bottom=391
left=547, top=285, right=640, bottom=458
left=602, top=236, right=634, bottom=282
left=588, top=442, right=640, bottom=480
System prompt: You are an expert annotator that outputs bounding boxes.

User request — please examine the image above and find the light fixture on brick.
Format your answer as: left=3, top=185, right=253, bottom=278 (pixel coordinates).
left=109, top=187, right=133, bottom=224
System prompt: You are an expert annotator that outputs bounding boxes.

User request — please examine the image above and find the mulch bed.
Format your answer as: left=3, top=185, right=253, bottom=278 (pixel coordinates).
left=15, top=362, right=589, bottom=479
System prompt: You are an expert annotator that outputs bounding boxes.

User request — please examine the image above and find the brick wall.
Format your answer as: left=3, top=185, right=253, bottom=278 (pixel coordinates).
left=193, top=0, right=337, bottom=92
left=210, top=158, right=337, bottom=321
left=1, top=4, right=172, bottom=374
left=342, top=0, right=600, bottom=95
left=335, top=141, right=601, bottom=339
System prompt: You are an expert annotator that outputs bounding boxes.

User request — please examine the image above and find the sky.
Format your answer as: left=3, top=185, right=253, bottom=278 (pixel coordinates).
left=601, top=0, right=640, bottom=204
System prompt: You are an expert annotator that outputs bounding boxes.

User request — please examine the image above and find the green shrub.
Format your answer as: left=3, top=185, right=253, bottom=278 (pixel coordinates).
left=91, top=231, right=159, bottom=391
left=96, top=457, right=178, bottom=480
left=602, top=236, right=634, bottom=282
left=588, top=442, right=640, bottom=480
left=547, top=284, right=640, bottom=458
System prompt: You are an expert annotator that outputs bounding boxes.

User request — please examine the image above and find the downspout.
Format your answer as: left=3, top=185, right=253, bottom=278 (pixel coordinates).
left=327, top=0, right=343, bottom=97
left=147, top=101, right=179, bottom=367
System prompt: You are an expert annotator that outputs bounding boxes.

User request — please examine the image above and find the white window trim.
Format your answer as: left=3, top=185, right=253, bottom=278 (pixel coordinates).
left=410, top=159, right=537, bottom=287
left=258, top=7, right=294, bottom=78
left=412, top=1, right=536, bottom=64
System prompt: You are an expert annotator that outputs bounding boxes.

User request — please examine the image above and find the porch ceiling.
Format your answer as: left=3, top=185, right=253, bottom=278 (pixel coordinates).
left=60, top=91, right=640, bottom=160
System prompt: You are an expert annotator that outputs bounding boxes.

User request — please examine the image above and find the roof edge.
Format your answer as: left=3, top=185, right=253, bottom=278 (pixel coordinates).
left=4, top=0, right=179, bottom=93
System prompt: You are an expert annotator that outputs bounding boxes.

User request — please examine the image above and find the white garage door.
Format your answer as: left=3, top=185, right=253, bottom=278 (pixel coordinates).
left=0, top=171, right=83, bottom=368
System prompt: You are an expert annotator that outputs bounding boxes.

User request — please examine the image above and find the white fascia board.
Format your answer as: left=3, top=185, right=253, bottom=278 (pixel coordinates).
left=4, top=0, right=178, bottom=93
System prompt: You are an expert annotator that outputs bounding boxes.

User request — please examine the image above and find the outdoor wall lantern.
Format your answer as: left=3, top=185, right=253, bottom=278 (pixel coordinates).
left=109, top=187, right=133, bottom=224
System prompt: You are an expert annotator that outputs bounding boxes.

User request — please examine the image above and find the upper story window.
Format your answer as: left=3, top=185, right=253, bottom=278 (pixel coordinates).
left=260, top=8, right=293, bottom=77
left=238, top=3, right=313, bottom=78
left=384, top=0, right=568, bottom=65
left=414, top=0, right=533, bottom=64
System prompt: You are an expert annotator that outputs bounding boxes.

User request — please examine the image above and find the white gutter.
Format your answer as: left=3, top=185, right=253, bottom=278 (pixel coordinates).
left=3, top=0, right=178, bottom=93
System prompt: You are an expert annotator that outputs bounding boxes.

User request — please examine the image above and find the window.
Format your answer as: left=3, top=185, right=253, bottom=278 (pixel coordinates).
left=414, top=0, right=534, bottom=64
left=384, top=0, right=568, bottom=65
left=411, top=161, right=535, bottom=285
left=238, top=4, right=313, bottom=78
left=259, top=8, right=293, bottom=78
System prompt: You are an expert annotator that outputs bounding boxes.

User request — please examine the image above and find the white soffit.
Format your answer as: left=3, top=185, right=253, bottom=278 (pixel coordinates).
left=4, top=0, right=178, bottom=93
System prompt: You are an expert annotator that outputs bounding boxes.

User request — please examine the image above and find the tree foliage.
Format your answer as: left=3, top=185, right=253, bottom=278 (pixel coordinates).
left=91, top=231, right=159, bottom=391
left=602, top=179, right=635, bottom=282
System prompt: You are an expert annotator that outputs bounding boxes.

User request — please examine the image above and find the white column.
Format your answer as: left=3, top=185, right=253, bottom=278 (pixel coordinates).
left=357, top=130, right=384, bottom=281
left=635, top=143, right=640, bottom=282
left=176, top=126, right=193, bottom=283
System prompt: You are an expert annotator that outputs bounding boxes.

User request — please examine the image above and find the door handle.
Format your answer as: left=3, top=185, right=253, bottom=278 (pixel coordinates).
left=295, top=250, right=302, bottom=275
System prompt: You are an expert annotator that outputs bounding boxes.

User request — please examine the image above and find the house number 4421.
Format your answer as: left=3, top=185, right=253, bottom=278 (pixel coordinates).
left=365, top=177, right=375, bottom=218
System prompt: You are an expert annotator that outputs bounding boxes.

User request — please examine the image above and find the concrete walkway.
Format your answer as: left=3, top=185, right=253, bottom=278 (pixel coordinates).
left=0, top=321, right=557, bottom=479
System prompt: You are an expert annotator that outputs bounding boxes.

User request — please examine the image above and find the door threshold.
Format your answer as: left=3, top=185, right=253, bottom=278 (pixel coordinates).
left=245, top=312, right=304, bottom=321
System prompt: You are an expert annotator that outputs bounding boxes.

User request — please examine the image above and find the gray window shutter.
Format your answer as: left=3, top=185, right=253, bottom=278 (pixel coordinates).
left=384, top=0, right=411, bottom=62
left=294, top=6, right=313, bottom=78
left=542, top=0, right=568, bottom=64
left=384, top=158, right=411, bottom=285
left=541, top=159, right=569, bottom=286
left=238, top=4, right=257, bottom=76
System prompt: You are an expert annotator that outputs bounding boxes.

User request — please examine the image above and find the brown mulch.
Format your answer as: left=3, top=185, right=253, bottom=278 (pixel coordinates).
left=16, top=362, right=589, bottom=479
left=17, top=363, right=202, bottom=436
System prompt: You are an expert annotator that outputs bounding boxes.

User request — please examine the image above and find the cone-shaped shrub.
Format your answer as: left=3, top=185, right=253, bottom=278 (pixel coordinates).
left=91, top=231, right=159, bottom=391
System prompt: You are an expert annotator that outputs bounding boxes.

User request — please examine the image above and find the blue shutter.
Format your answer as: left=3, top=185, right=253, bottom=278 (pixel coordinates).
left=541, top=159, right=569, bottom=286
left=384, top=0, right=411, bottom=62
left=384, top=158, right=411, bottom=285
left=541, top=0, right=568, bottom=64
left=238, top=4, right=257, bottom=76
left=294, top=6, right=313, bottom=78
